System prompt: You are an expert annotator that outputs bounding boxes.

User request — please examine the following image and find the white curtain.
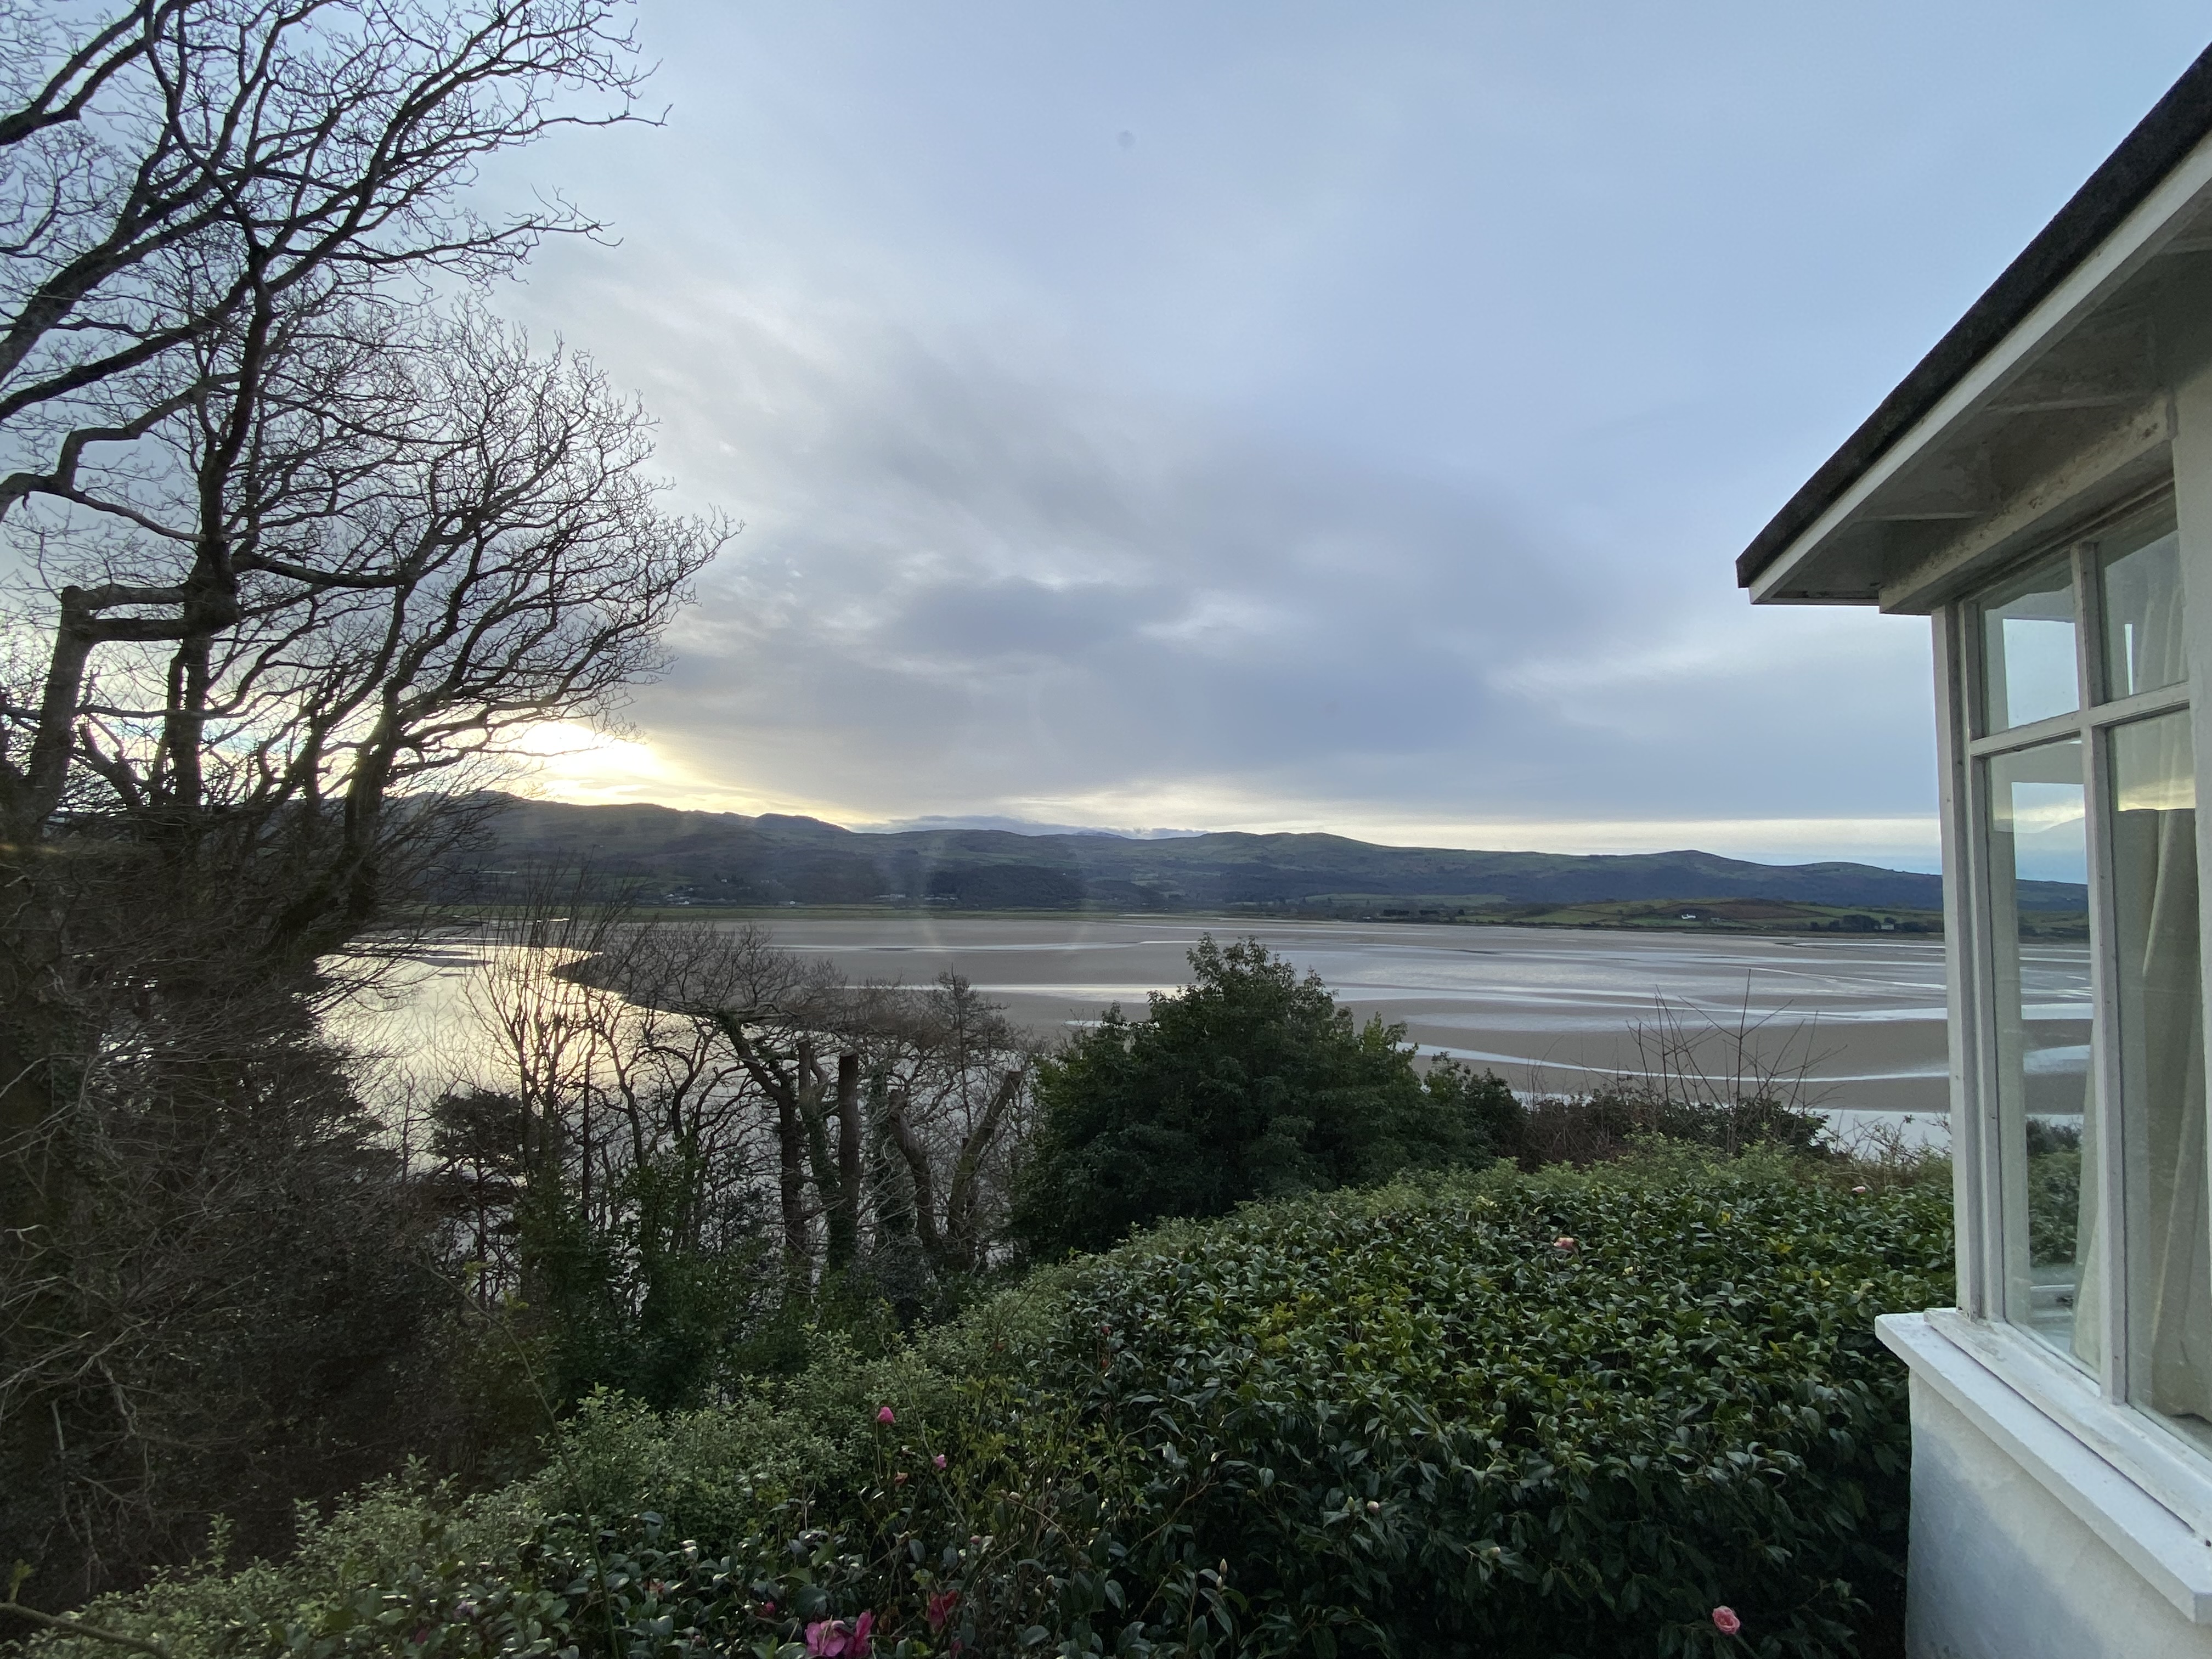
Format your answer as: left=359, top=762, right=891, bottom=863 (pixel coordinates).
left=2112, top=708, right=2212, bottom=1421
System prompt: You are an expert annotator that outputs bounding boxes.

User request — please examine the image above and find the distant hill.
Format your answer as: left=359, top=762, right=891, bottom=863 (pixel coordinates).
left=453, top=794, right=2084, bottom=916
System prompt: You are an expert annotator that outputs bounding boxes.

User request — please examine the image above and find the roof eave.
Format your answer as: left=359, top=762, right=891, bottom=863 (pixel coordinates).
left=1739, top=40, right=2212, bottom=597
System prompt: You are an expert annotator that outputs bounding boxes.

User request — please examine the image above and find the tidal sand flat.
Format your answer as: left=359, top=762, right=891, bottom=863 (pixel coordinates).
left=357, top=916, right=2081, bottom=1135
left=758, top=916, right=2008, bottom=1121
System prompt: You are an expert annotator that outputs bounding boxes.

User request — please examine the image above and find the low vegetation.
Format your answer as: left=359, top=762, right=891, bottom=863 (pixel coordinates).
left=3, top=913, right=1953, bottom=1656
left=16, top=1154, right=1950, bottom=1659
left=1009, top=937, right=1515, bottom=1254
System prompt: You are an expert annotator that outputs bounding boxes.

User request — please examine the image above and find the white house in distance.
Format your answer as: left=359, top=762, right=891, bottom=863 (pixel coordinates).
left=1740, top=43, right=2212, bottom=1659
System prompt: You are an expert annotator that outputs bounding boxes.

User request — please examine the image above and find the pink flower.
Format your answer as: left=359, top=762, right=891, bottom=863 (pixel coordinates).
left=1712, top=1605, right=1742, bottom=1636
left=759, top=1601, right=776, bottom=1616
left=894, top=1471, right=909, bottom=1485
left=926, top=1589, right=960, bottom=1633
left=804, top=1611, right=874, bottom=1657
left=1553, top=1236, right=1577, bottom=1251
left=876, top=1405, right=895, bottom=1425
left=933, top=1453, right=947, bottom=1469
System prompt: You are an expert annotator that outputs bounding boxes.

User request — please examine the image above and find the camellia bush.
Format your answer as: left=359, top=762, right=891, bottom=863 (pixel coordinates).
left=1035, top=1154, right=1950, bottom=1657
left=15, top=1153, right=1950, bottom=1659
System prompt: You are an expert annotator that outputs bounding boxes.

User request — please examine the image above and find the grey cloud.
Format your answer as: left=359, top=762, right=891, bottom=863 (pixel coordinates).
left=459, top=0, right=2212, bottom=854
left=884, top=578, right=1179, bottom=664
left=567, top=279, right=1931, bottom=828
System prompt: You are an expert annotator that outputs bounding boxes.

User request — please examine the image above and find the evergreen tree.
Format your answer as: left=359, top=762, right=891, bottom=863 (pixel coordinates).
left=1010, top=936, right=1516, bottom=1254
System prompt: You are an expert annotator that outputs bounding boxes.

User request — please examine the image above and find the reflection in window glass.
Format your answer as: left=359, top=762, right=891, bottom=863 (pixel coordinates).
left=2111, top=711, right=2212, bottom=1454
left=1988, top=740, right=2091, bottom=1363
left=1982, top=556, right=2080, bottom=731
left=2101, top=513, right=2186, bottom=701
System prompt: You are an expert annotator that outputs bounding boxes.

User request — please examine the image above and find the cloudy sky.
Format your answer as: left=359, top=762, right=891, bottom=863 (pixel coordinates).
left=484, top=2, right=2208, bottom=867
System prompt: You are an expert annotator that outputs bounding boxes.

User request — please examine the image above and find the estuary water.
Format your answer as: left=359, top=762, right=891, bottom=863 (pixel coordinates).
left=344, top=916, right=2069, bottom=1149
left=765, top=916, right=1983, bottom=1132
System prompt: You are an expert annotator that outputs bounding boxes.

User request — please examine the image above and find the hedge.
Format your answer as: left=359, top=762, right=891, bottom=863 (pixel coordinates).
left=15, top=1153, right=1951, bottom=1659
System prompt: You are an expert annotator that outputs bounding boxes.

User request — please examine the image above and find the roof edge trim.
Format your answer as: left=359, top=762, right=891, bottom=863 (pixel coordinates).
left=1736, top=40, right=2212, bottom=591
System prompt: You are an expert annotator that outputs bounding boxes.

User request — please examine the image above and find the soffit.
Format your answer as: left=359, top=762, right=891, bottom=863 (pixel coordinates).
left=1751, top=183, right=2212, bottom=614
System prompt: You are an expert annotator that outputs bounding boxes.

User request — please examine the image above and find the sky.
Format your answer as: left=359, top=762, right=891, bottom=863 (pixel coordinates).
left=479, top=2, right=2211, bottom=868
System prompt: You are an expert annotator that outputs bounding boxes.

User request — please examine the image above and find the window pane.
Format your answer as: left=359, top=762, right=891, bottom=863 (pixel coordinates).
left=2100, top=511, right=2186, bottom=701
left=1987, top=740, right=2092, bottom=1362
left=2112, top=710, right=2212, bottom=1454
left=1982, top=556, right=2080, bottom=731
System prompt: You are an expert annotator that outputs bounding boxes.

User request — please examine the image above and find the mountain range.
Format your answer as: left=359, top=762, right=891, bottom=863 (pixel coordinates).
left=459, top=794, right=2084, bottom=915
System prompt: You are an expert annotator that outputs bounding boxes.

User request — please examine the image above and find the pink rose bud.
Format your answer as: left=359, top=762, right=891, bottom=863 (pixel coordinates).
left=1553, top=1236, right=1576, bottom=1251
left=933, top=1453, right=947, bottom=1469
left=1712, top=1606, right=1742, bottom=1636
left=876, top=1406, right=895, bottom=1424
left=1852, top=1185, right=1869, bottom=1194
left=894, top=1471, right=908, bottom=1485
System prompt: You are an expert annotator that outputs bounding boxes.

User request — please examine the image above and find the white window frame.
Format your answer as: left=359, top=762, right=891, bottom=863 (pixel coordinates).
left=1934, top=482, right=2212, bottom=1537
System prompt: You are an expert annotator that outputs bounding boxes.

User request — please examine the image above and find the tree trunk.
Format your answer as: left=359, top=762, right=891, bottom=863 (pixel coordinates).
left=777, top=1091, right=810, bottom=1272
left=16, top=601, right=97, bottom=832
left=945, top=1068, right=1025, bottom=1270
left=706, top=1012, right=814, bottom=1277
left=883, top=1088, right=944, bottom=1261
left=831, top=1052, right=861, bottom=1266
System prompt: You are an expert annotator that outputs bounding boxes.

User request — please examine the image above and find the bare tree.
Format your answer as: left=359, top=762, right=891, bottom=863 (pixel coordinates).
left=569, top=930, right=1041, bottom=1285
left=0, top=0, right=644, bottom=511
left=701, top=963, right=1037, bottom=1282
left=480, top=904, right=789, bottom=1278
left=1623, top=986, right=1838, bottom=1153
left=443, top=909, right=853, bottom=1400
left=866, top=972, right=1036, bottom=1272
left=1, top=0, right=646, bottom=831
left=691, top=935, right=852, bottom=1276
left=6, top=311, right=725, bottom=947
left=0, top=0, right=706, bottom=1262
left=788, top=970, right=1040, bottom=1275
left=0, top=311, right=723, bottom=1358
left=0, top=3, right=729, bottom=1595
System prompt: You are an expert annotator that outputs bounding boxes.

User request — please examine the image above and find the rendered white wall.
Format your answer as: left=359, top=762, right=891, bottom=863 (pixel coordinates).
left=1905, top=1375, right=2212, bottom=1659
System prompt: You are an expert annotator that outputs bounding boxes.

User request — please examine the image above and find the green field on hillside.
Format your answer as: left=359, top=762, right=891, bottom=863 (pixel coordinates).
left=1240, top=893, right=1954, bottom=934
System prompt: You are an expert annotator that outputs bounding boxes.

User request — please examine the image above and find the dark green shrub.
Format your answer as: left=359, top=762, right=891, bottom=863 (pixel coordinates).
left=2026, top=1147, right=2081, bottom=1268
left=21, top=1160, right=1949, bottom=1659
left=1011, top=937, right=1504, bottom=1255
left=1032, top=1160, right=1949, bottom=1656
left=1419, top=1059, right=1527, bottom=1163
